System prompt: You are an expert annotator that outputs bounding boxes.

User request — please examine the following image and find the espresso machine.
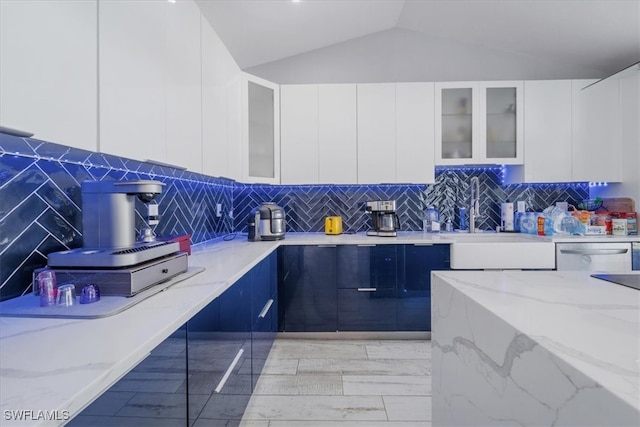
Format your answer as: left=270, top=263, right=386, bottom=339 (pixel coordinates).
left=365, top=200, right=400, bottom=237
left=45, top=180, right=188, bottom=296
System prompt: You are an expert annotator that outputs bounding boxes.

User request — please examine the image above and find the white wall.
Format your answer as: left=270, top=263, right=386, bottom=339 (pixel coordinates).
left=0, top=0, right=98, bottom=151
left=246, top=28, right=605, bottom=85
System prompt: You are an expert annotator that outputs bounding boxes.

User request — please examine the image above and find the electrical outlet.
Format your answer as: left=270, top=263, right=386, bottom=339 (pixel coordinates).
left=216, top=203, right=222, bottom=218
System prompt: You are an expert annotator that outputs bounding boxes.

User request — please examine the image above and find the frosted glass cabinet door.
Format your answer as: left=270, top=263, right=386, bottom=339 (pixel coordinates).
left=482, top=81, right=523, bottom=164
left=486, top=87, right=517, bottom=159
left=436, top=81, right=523, bottom=165
left=242, top=73, right=280, bottom=184
left=440, top=87, right=473, bottom=160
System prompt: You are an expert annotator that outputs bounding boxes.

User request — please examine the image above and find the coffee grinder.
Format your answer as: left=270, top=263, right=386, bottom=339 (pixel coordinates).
left=365, top=200, right=401, bottom=237
left=46, top=180, right=188, bottom=296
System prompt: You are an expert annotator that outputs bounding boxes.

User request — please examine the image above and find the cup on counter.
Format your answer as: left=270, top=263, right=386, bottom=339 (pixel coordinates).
left=56, top=284, right=76, bottom=307
left=80, top=284, right=100, bottom=304
left=34, top=270, right=56, bottom=296
left=37, top=271, right=57, bottom=307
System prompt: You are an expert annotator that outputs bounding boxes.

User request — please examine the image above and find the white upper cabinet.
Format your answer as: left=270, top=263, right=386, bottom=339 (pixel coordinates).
left=242, top=73, right=280, bottom=184
left=165, top=0, right=202, bottom=172
left=0, top=0, right=97, bottom=151
left=395, top=82, right=435, bottom=184
left=201, top=14, right=242, bottom=181
left=435, top=81, right=523, bottom=165
left=280, top=85, right=319, bottom=184
left=572, top=78, right=621, bottom=182
left=99, top=0, right=168, bottom=164
left=357, top=84, right=396, bottom=184
left=318, top=84, right=358, bottom=184
left=520, top=80, right=574, bottom=183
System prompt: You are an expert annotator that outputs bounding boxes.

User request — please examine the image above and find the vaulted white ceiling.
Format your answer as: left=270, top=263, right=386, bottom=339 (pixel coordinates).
left=197, top=0, right=640, bottom=83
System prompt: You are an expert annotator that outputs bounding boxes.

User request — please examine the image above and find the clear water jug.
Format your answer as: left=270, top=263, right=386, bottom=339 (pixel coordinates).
left=423, top=206, right=440, bottom=232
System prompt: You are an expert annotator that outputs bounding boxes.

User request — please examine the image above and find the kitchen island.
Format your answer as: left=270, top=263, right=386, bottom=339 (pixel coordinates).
left=431, top=270, right=640, bottom=426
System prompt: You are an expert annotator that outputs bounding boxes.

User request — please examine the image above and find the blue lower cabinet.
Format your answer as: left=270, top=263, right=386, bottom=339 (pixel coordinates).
left=337, top=245, right=397, bottom=331
left=278, top=244, right=451, bottom=333
left=187, top=253, right=277, bottom=424
left=281, top=245, right=337, bottom=332
left=251, top=252, right=278, bottom=389
left=188, top=274, right=252, bottom=425
left=397, top=244, right=450, bottom=331
left=68, top=328, right=189, bottom=426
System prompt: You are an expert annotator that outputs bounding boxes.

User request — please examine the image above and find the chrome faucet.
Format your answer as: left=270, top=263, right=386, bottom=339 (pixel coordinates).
left=469, top=176, right=481, bottom=233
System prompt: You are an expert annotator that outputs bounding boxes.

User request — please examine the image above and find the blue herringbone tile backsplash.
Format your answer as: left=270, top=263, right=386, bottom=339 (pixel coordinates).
left=0, top=134, right=589, bottom=301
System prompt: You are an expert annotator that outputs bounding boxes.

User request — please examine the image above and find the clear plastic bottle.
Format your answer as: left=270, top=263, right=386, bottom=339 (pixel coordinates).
left=423, top=206, right=440, bottom=233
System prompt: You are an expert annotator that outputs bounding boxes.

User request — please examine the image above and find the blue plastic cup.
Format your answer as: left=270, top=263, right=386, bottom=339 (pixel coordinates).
left=80, top=284, right=100, bottom=304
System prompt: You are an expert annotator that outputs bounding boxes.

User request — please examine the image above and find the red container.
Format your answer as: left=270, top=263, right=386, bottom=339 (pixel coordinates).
left=159, top=234, right=191, bottom=255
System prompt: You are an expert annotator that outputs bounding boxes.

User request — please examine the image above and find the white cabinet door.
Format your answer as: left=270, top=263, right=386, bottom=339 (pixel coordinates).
left=242, top=73, right=280, bottom=184
left=318, top=84, right=357, bottom=184
left=435, top=81, right=523, bottom=165
left=572, top=78, right=620, bottom=182
left=280, top=85, right=319, bottom=184
left=201, top=14, right=242, bottom=180
left=165, top=0, right=202, bottom=172
left=395, top=82, right=435, bottom=183
left=357, top=84, right=396, bottom=184
left=435, top=81, right=478, bottom=165
left=0, top=0, right=97, bottom=151
left=522, top=80, right=573, bottom=183
left=99, top=0, right=167, bottom=163
left=482, top=81, right=524, bottom=165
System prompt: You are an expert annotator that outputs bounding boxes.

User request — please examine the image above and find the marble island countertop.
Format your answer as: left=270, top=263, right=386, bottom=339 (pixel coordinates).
left=431, top=270, right=640, bottom=426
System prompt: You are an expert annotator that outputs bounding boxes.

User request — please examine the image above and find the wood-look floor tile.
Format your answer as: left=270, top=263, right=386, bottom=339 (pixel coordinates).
left=343, top=375, right=430, bottom=396
left=268, top=422, right=431, bottom=427
left=383, top=396, right=432, bottom=421
left=298, top=358, right=430, bottom=376
left=365, top=341, right=431, bottom=360
left=253, top=374, right=342, bottom=395
left=268, top=340, right=368, bottom=359
left=242, top=395, right=387, bottom=421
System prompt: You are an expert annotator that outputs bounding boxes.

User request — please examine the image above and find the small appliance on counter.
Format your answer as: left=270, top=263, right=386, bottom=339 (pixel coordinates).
left=324, top=216, right=343, bottom=235
left=501, top=202, right=515, bottom=231
left=365, top=200, right=400, bottom=237
left=248, top=202, right=286, bottom=241
left=45, top=180, right=188, bottom=296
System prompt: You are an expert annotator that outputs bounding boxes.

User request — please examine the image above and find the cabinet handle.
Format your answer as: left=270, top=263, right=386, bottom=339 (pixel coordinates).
left=214, top=348, right=244, bottom=393
left=357, top=244, right=376, bottom=247
left=259, top=299, right=274, bottom=318
left=559, top=248, right=628, bottom=255
left=317, top=244, right=337, bottom=248
left=357, top=288, right=377, bottom=292
left=413, top=243, right=434, bottom=246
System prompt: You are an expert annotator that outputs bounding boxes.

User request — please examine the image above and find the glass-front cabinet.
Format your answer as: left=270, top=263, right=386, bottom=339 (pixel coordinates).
left=242, top=72, right=280, bottom=184
left=435, top=81, right=523, bottom=165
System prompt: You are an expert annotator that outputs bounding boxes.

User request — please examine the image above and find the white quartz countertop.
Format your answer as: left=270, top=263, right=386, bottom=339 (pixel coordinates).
left=432, top=270, right=640, bottom=412
left=1, top=231, right=637, bottom=425
left=279, top=231, right=638, bottom=244
left=0, top=237, right=279, bottom=426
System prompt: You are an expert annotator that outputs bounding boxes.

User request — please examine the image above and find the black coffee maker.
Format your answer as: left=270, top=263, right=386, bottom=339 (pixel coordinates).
left=365, top=200, right=400, bottom=237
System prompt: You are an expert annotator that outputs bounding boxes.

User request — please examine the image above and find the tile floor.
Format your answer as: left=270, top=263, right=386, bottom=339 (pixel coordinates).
left=238, top=338, right=432, bottom=427
left=70, top=338, right=432, bottom=426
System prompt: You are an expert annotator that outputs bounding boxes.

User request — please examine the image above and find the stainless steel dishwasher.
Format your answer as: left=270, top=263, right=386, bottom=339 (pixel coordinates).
left=556, top=242, right=632, bottom=271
